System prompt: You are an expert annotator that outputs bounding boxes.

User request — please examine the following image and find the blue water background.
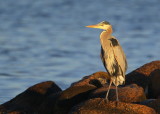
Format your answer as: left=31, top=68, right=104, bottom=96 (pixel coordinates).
left=0, top=0, right=160, bottom=103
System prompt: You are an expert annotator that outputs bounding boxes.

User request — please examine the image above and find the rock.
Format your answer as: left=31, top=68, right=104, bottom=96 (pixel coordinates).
left=4, top=111, right=25, bottom=114
left=69, top=98, right=156, bottom=114
left=0, top=81, right=62, bottom=114
left=36, top=92, right=62, bottom=114
left=89, top=84, right=146, bottom=103
left=140, top=99, right=160, bottom=114
left=71, top=71, right=110, bottom=88
left=52, top=85, right=96, bottom=114
left=148, top=69, right=160, bottom=98
left=139, top=99, right=156, bottom=105
left=49, top=72, right=109, bottom=114
left=0, top=72, right=113, bottom=114
left=1, top=61, right=159, bottom=114
left=125, top=61, right=160, bottom=94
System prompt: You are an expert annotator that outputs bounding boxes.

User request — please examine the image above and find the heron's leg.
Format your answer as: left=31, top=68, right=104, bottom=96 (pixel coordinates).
left=98, top=79, right=112, bottom=105
left=115, top=85, right=119, bottom=101
left=105, top=80, right=113, bottom=102
left=115, top=84, right=119, bottom=106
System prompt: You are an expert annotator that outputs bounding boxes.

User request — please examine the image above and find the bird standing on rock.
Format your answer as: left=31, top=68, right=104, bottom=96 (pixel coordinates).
left=86, top=21, right=127, bottom=102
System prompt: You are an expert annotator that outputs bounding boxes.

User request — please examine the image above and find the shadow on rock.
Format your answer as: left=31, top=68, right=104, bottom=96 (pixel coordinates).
left=139, top=99, right=160, bottom=114
left=148, top=69, right=160, bottom=99
left=71, top=71, right=110, bottom=88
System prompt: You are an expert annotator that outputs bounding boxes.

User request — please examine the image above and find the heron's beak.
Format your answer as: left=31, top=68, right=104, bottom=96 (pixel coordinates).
left=86, top=24, right=111, bottom=31
left=86, top=24, right=101, bottom=29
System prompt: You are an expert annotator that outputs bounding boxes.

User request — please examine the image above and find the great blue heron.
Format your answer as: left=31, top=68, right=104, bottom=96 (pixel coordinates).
left=86, top=21, right=127, bottom=102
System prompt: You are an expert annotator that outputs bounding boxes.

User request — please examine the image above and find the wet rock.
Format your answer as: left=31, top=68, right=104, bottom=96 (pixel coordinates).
left=125, top=61, right=160, bottom=95
left=71, top=71, right=110, bottom=88
left=0, top=81, right=62, bottom=114
left=89, top=84, right=146, bottom=103
left=140, top=99, right=160, bottom=114
left=69, top=98, right=156, bottom=114
left=148, top=69, right=160, bottom=98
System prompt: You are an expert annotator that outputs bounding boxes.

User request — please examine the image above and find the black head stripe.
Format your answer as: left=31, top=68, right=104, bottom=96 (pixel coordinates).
left=98, top=21, right=110, bottom=25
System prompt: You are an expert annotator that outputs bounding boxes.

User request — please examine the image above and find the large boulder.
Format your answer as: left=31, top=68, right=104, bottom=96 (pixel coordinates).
left=148, top=69, right=160, bottom=98
left=37, top=92, right=61, bottom=114
left=69, top=98, right=156, bottom=114
left=125, top=61, right=160, bottom=98
left=52, top=85, right=96, bottom=114
left=0, top=81, right=62, bottom=114
left=50, top=71, right=110, bottom=114
left=89, top=84, right=146, bottom=103
left=140, top=99, right=160, bottom=114
left=47, top=72, right=110, bottom=114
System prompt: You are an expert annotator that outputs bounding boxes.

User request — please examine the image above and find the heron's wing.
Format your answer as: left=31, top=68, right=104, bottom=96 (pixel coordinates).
left=101, top=45, right=119, bottom=76
left=100, top=46, right=108, bottom=72
left=109, top=37, right=128, bottom=76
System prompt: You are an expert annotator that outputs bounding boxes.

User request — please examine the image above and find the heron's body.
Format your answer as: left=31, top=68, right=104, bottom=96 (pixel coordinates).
left=86, top=21, right=127, bottom=102
left=100, top=30, right=127, bottom=86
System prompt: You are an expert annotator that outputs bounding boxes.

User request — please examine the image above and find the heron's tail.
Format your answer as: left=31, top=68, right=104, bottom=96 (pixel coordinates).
left=111, top=75, right=125, bottom=86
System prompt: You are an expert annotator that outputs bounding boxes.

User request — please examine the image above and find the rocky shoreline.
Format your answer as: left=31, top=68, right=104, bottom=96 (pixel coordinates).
left=0, top=61, right=160, bottom=114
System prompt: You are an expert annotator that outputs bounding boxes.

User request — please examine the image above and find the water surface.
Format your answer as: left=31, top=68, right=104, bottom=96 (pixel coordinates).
left=0, top=0, right=160, bottom=103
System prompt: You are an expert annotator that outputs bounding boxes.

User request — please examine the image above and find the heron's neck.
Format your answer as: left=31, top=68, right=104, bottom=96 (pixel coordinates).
left=105, top=25, right=113, bottom=35
left=100, top=26, right=113, bottom=40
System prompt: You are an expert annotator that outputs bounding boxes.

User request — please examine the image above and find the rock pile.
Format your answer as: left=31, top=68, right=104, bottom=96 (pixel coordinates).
left=0, top=61, right=160, bottom=114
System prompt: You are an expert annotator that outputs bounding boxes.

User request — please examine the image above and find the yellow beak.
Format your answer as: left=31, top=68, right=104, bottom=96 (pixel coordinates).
left=86, top=24, right=101, bottom=29
left=86, top=24, right=112, bottom=31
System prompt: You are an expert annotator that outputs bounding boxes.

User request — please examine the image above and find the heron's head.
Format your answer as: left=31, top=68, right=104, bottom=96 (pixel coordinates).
left=86, top=21, right=112, bottom=31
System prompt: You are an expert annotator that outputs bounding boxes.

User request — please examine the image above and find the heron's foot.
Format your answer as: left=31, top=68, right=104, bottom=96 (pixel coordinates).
left=104, top=98, right=109, bottom=103
left=115, top=100, right=119, bottom=107
left=98, top=99, right=103, bottom=105
left=98, top=98, right=109, bottom=105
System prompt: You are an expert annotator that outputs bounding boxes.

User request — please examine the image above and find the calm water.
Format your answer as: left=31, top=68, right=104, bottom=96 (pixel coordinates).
left=0, top=0, right=160, bottom=103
